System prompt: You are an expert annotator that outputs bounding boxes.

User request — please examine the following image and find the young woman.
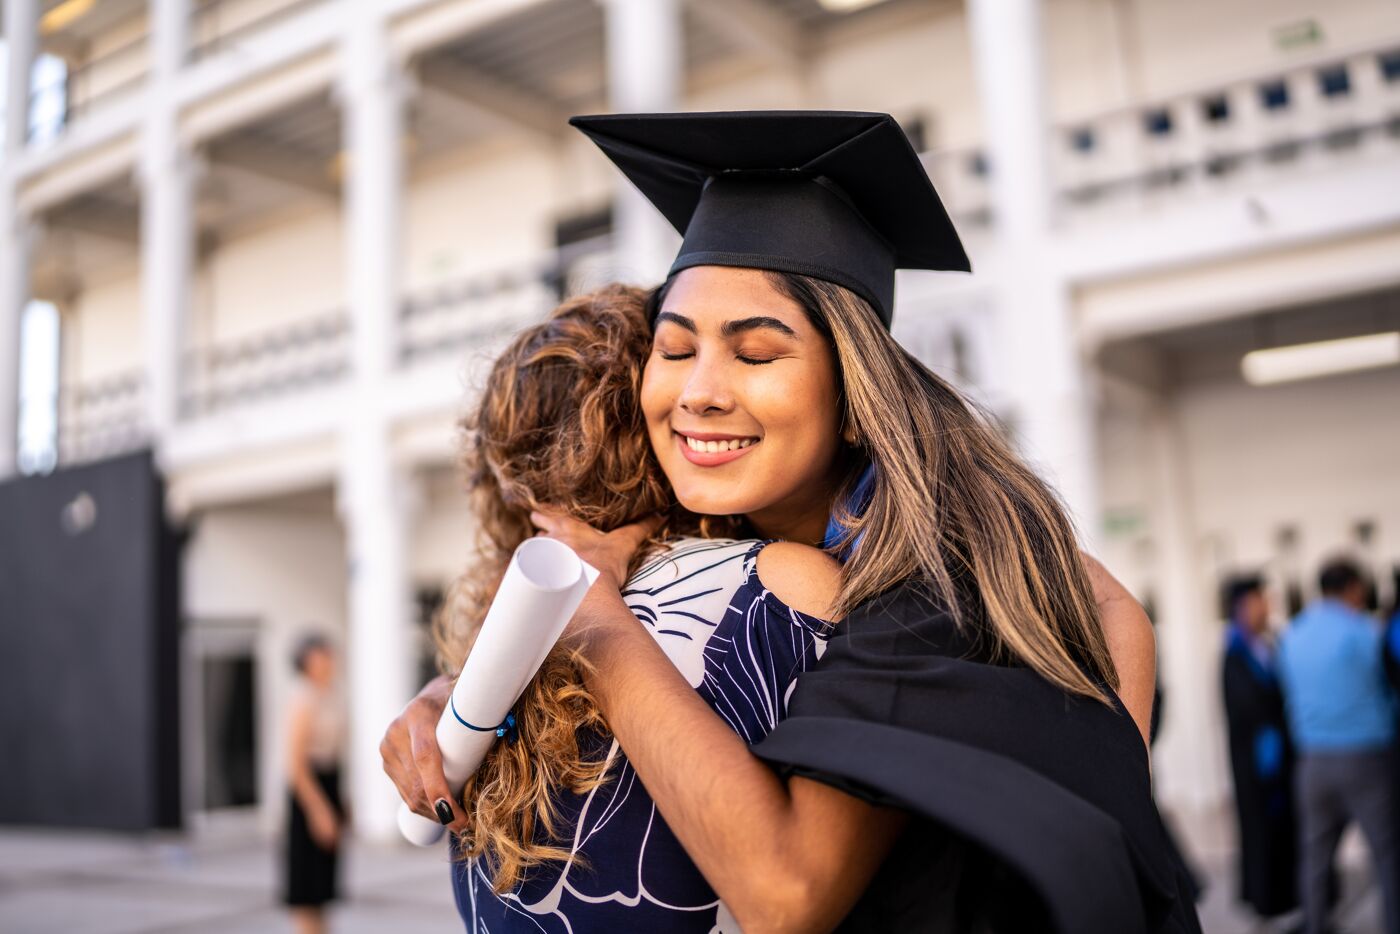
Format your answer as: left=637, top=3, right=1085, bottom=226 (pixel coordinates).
left=283, top=634, right=347, bottom=934
left=410, top=283, right=849, bottom=930
left=382, top=111, right=1195, bottom=933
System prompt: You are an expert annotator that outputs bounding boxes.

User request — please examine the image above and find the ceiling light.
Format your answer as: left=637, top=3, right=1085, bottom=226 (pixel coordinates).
left=1241, top=331, right=1400, bottom=386
left=817, top=0, right=887, bottom=12
left=39, top=0, right=96, bottom=35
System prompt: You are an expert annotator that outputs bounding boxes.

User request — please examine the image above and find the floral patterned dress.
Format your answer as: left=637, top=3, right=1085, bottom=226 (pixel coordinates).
left=451, top=537, right=834, bottom=933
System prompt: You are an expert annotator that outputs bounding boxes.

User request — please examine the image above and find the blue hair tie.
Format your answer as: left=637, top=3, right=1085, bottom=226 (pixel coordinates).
left=450, top=695, right=519, bottom=745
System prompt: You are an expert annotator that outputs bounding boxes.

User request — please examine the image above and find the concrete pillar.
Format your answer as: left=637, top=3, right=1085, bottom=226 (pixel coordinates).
left=4, top=0, right=37, bottom=156
left=336, top=9, right=417, bottom=843
left=0, top=214, right=33, bottom=479
left=140, top=0, right=193, bottom=456
left=1148, top=402, right=1225, bottom=816
left=1, top=0, right=38, bottom=478
left=966, top=0, right=1100, bottom=539
left=600, top=0, right=682, bottom=285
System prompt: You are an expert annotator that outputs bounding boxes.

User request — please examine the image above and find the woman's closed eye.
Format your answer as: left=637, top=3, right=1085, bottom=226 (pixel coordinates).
left=656, top=349, right=780, bottom=365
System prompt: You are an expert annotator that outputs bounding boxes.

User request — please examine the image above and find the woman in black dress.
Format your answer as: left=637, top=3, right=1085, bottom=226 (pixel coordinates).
left=283, top=634, right=347, bottom=934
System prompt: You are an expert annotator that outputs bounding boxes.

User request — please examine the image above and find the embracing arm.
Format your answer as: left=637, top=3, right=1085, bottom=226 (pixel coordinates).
left=567, top=536, right=905, bottom=934
left=1083, top=553, right=1157, bottom=750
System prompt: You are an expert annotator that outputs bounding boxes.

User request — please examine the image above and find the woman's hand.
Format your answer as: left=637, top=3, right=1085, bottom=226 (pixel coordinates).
left=528, top=510, right=663, bottom=587
left=307, top=801, right=340, bottom=851
left=379, top=672, right=469, bottom=833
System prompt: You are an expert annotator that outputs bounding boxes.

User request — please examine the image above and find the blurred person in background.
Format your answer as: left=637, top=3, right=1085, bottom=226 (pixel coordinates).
left=284, top=633, right=348, bottom=934
left=1279, top=559, right=1398, bottom=934
left=1221, top=574, right=1298, bottom=921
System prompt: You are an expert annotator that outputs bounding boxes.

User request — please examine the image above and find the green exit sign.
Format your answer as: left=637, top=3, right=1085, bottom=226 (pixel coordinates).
left=1273, top=20, right=1324, bottom=51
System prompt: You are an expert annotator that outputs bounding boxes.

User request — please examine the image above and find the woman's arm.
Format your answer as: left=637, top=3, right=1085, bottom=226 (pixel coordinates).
left=533, top=519, right=905, bottom=934
left=286, top=694, right=340, bottom=849
left=1082, top=553, right=1157, bottom=749
left=576, top=580, right=905, bottom=933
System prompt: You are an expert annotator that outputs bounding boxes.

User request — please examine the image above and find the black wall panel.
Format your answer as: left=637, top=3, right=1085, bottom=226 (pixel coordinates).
left=0, top=450, right=181, bottom=830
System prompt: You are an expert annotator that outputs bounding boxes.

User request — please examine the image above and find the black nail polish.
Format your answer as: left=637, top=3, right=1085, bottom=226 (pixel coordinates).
left=434, top=798, right=454, bottom=825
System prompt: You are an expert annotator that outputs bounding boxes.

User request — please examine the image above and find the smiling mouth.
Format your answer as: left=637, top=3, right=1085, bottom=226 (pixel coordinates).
left=678, top=433, right=759, bottom=454
left=672, top=430, right=762, bottom=463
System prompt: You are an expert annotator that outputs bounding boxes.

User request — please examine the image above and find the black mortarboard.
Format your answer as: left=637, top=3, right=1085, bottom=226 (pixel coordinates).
left=569, top=111, right=971, bottom=329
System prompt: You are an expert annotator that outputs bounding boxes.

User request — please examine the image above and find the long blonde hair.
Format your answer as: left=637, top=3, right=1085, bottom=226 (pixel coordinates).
left=754, top=271, right=1117, bottom=700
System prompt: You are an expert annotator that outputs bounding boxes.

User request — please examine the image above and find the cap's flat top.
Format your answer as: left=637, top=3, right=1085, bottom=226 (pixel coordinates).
left=569, top=111, right=970, bottom=274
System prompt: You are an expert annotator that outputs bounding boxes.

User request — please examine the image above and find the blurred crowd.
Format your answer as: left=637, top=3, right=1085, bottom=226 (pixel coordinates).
left=1221, top=559, right=1400, bottom=934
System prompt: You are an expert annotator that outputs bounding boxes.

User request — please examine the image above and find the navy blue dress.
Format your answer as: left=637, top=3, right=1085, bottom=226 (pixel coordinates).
left=450, top=537, right=833, bottom=933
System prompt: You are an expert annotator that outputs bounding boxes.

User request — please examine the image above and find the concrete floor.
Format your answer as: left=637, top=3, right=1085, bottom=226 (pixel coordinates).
left=0, top=821, right=1387, bottom=933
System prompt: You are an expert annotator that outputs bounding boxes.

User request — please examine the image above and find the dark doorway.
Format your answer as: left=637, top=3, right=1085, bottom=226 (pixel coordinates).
left=202, top=652, right=258, bottom=809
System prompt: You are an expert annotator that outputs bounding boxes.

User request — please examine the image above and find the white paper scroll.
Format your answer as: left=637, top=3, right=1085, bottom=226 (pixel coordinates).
left=398, top=537, right=600, bottom=846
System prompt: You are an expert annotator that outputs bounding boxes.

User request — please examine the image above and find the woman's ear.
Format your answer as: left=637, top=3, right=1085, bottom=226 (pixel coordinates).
left=841, top=422, right=858, bottom=446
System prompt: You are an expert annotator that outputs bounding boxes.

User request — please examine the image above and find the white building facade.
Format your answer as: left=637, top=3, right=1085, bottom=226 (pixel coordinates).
left=3, top=0, right=1399, bottom=852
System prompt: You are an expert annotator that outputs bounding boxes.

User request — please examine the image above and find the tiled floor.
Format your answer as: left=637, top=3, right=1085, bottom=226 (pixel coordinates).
left=0, top=826, right=460, bottom=934
left=0, top=821, right=1387, bottom=933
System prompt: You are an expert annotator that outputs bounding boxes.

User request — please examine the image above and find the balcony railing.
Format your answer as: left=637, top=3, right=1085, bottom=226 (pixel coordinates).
left=1052, top=42, right=1400, bottom=212
left=188, top=0, right=329, bottom=63
left=397, top=262, right=567, bottom=366
left=26, top=30, right=150, bottom=144
left=180, top=310, right=351, bottom=417
left=58, top=369, right=149, bottom=465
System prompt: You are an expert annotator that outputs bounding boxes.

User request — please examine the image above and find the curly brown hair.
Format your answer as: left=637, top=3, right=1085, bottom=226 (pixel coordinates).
left=432, top=283, right=741, bottom=890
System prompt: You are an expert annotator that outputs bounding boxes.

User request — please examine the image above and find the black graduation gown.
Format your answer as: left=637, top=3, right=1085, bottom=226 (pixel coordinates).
left=1221, top=631, right=1298, bottom=917
left=752, top=581, right=1202, bottom=934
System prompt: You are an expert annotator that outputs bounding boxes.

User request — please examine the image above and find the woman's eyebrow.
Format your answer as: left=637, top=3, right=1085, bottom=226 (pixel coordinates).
left=655, top=311, right=697, bottom=333
left=655, top=311, right=799, bottom=339
left=721, top=316, right=798, bottom=338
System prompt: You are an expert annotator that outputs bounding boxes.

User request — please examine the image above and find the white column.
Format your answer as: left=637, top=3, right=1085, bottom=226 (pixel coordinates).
left=1, top=0, right=38, bottom=477
left=336, top=8, right=417, bottom=843
left=1147, top=402, right=1225, bottom=817
left=0, top=214, right=32, bottom=479
left=140, top=0, right=193, bottom=457
left=600, top=0, right=682, bottom=285
left=966, top=0, right=1099, bottom=539
left=4, top=0, right=37, bottom=155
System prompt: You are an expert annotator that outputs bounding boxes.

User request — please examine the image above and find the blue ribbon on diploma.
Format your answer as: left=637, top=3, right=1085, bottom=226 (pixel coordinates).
left=450, top=694, right=519, bottom=745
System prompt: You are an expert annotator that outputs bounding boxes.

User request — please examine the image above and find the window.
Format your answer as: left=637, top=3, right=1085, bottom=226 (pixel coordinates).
left=1259, top=80, right=1291, bottom=111
left=18, top=300, right=61, bottom=475
left=1317, top=64, right=1351, bottom=99
left=1202, top=95, right=1230, bottom=124
left=1381, top=50, right=1400, bottom=83
left=1143, top=108, right=1173, bottom=137
left=27, top=53, right=68, bottom=146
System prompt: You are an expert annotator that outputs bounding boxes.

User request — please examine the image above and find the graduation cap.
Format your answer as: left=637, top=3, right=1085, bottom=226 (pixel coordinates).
left=569, top=111, right=971, bottom=330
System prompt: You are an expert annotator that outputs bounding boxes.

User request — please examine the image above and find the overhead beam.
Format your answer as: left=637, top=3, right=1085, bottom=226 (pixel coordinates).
left=684, top=0, right=804, bottom=70
left=206, top=135, right=339, bottom=200
left=415, top=56, right=567, bottom=141
left=47, top=199, right=141, bottom=247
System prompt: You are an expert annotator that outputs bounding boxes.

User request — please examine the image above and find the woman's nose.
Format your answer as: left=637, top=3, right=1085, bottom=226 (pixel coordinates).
left=677, top=358, right=733, bottom=416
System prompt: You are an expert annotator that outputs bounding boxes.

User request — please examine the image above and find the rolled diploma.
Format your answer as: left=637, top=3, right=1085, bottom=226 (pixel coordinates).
left=398, top=536, right=600, bottom=846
